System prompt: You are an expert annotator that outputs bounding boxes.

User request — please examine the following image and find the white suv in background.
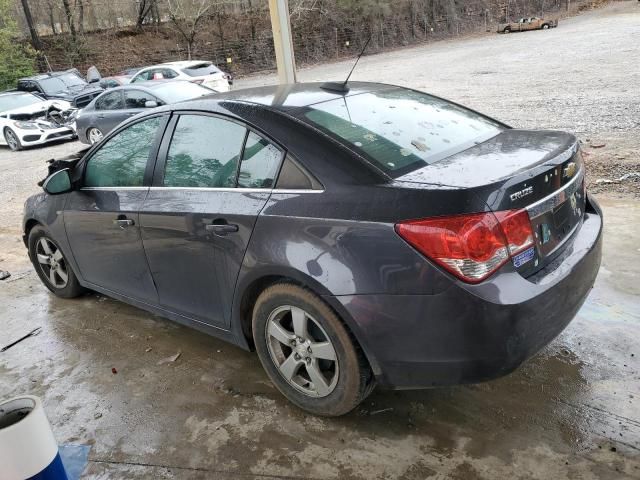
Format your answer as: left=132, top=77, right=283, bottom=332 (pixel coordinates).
left=130, top=61, right=232, bottom=92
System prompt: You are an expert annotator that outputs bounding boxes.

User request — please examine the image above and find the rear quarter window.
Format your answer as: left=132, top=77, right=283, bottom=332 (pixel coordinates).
left=301, top=88, right=503, bottom=177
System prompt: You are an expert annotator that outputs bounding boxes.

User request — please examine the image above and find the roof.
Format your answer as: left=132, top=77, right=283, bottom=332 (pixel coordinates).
left=161, top=60, right=212, bottom=68
left=19, top=69, right=80, bottom=82
left=193, top=81, right=395, bottom=111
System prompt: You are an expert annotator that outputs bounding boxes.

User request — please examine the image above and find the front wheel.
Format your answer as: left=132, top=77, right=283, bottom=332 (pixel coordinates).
left=87, top=127, right=103, bottom=145
left=504, top=27, right=511, bottom=33
left=28, top=226, right=85, bottom=298
left=542, top=24, right=549, bottom=29
left=4, top=128, right=22, bottom=151
left=252, top=283, right=373, bottom=416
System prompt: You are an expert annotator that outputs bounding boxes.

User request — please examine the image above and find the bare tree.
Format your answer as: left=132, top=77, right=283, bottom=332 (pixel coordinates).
left=19, top=0, right=43, bottom=50
left=136, top=0, right=157, bottom=30
left=166, top=0, right=216, bottom=59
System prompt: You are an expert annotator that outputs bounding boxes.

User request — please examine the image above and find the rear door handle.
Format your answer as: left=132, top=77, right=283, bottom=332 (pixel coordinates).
left=205, top=223, right=239, bottom=236
left=113, top=218, right=135, bottom=229
left=97, top=114, right=105, bottom=119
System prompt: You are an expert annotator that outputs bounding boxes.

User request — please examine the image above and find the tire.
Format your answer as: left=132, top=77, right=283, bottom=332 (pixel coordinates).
left=87, top=127, right=103, bottom=145
left=542, top=24, right=549, bottom=29
left=252, top=283, right=373, bottom=416
left=4, top=128, right=22, bottom=151
left=504, top=27, right=511, bottom=33
left=28, top=226, right=85, bottom=298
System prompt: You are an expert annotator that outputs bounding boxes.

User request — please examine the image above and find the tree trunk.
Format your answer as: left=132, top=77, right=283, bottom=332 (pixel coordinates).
left=19, top=0, right=43, bottom=51
left=61, top=0, right=77, bottom=40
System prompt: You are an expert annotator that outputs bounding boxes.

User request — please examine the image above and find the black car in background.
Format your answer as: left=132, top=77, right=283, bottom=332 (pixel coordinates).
left=23, top=82, right=602, bottom=416
left=17, top=70, right=103, bottom=108
left=75, top=80, right=214, bottom=144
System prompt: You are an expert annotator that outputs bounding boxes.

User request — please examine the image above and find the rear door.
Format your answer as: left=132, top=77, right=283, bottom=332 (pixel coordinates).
left=64, top=115, right=168, bottom=303
left=122, top=89, right=159, bottom=118
left=140, top=113, right=283, bottom=328
left=94, top=91, right=127, bottom=134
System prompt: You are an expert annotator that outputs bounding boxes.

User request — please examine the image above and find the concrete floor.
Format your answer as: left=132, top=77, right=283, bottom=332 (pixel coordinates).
left=0, top=199, right=638, bottom=479
left=1, top=3, right=639, bottom=479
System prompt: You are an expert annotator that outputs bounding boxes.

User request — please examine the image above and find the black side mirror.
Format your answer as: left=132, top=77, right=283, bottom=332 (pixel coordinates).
left=43, top=169, right=73, bottom=195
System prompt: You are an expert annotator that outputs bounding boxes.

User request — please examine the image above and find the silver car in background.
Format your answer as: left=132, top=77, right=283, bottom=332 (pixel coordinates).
left=129, top=60, right=232, bottom=92
left=75, top=80, right=214, bottom=144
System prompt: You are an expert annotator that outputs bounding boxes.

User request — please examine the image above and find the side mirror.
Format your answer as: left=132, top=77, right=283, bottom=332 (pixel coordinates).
left=144, top=100, right=158, bottom=108
left=43, top=169, right=73, bottom=195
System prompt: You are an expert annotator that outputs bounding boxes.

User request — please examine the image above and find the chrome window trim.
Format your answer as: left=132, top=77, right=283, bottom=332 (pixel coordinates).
left=146, top=186, right=324, bottom=194
left=80, top=186, right=149, bottom=191
left=526, top=167, right=583, bottom=219
left=271, top=189, right=323, bottom=194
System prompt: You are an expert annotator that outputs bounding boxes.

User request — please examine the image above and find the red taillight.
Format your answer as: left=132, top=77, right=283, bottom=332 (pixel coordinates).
left=395, top=209, right=534, bottom=283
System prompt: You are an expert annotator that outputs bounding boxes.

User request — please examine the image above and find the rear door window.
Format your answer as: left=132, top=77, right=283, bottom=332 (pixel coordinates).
left=84, top=116, right=162, bottom=187
left=301, top=88, right=503, bottom=177
left=95, top=91, right=124, bottom=110
left=238, top=132, right=282, bottom=188
left=163, top=115, right=247, bottom=188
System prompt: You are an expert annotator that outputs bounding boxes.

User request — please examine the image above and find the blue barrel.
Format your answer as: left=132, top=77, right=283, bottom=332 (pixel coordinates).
left=0, top=396, right=68, bottom=480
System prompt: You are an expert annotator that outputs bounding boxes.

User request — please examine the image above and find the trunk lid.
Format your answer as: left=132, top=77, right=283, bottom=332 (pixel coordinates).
left=396, top=129, right=586, bottom=276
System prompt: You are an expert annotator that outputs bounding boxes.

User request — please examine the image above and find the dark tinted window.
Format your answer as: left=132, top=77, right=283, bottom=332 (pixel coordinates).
left=275, top=156, right=321, bottom=190
left=182, top=63, right=221, bottom=77
left=238, top=132, right=281, bottom=188
left=124, top=90, right=161, bottom=109
left=95, top=91, right=124, bottom=110
left=302, top=88, right=503, bottom=177
left=85, top=116, right=161, bottom=187
left=163, top=115, right=246, bottom=188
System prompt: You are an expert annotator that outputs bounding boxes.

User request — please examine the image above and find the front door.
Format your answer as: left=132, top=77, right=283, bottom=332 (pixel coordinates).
left=140, top=113, right=284, bottom=328
left=64, top=115, right=167, bottom=304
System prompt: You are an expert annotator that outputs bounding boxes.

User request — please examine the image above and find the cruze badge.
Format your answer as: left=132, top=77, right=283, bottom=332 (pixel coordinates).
left=510, top=186, right=533, bottom=202
left=563, top=162, right=577, bottom=179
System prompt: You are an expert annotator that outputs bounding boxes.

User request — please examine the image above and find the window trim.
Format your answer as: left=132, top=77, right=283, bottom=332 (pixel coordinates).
left=77, top=113, right=170, bottom=189
left=152, top=111, right=287, bottom=190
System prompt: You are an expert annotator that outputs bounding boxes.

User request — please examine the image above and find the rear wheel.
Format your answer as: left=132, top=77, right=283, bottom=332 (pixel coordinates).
left=252, top=283, right=373, bottom=416
left=4, top=128, right=22, bottom=151
left=542, top=24, right=549, bottom=29
left=504, top=27, right=511, bottom=33
left=28, top=226, right=85, bottom=298
left=87, top=127, right=103, bottom=144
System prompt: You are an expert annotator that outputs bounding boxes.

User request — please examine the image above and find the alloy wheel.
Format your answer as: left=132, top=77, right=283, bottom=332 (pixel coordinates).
left=35, top=237, right=68, bottom=289
left=265, top=305, right=339, bottom=397
left=88, top=128, right=103, bottom=144
left=5, top=129, right=18, bottom=150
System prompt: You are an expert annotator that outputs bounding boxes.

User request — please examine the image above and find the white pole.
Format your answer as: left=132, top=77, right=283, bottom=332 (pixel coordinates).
left=268, top=0, right=297, bottom=84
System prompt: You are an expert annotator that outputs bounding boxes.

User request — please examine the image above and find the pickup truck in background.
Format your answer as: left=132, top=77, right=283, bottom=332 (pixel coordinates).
left=498, top=17, right=558, bottom=33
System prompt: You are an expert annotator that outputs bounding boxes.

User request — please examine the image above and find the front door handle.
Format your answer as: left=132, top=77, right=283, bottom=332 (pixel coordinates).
left=113, top=218, right=135, bottom=229
left=205, top=223, right=239, bottom=236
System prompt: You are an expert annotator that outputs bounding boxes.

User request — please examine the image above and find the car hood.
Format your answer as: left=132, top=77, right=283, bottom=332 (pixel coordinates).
left=2, top=99, right=72, bottom=118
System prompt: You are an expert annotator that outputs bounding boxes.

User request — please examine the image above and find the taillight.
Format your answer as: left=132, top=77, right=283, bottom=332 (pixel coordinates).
left=191, top=79, right=204, bottom=85
left=395, top=209, right=534, bottom=283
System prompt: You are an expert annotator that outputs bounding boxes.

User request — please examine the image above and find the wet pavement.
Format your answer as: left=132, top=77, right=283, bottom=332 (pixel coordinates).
left=0, top=197, right=638, bottom=479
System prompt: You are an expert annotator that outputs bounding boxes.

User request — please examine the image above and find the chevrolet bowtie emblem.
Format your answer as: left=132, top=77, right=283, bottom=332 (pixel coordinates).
left=563, top=162, right=577, bottom=179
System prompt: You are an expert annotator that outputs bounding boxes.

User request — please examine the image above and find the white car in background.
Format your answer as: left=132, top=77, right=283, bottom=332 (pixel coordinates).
left=129, top=61, right=232, bottom=92
left=0, top=91, right=77, bottom=151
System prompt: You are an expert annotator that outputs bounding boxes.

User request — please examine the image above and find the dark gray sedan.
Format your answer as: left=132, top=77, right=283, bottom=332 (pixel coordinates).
left=24, top=82, right=602, bottom=416
left=75, top=80, right=213, bottom=144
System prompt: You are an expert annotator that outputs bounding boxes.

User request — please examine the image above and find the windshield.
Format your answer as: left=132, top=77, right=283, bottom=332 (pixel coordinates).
left=152, top=82, right=213, bottom=103
left=182, top=63, right=221, bottom=77
left=0, top=92, right=42, bottom=112
left=39, top=73, right=86, bottom=94
left=301, top=88, right=503, bottom=177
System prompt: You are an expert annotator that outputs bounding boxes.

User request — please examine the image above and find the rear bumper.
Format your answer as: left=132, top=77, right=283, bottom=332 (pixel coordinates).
left=333, top=195, right=603, bottom=389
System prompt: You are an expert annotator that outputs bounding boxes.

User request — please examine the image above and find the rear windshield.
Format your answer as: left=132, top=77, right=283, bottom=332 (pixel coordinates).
left=302, top=88, right=503, bottom=177
left=182, top=63, right=221, bottom=77
left=151, top=82, right=213, bottom=102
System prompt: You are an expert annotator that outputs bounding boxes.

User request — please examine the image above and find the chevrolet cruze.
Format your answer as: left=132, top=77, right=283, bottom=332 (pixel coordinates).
left=23, top=83, right=602, bottom=416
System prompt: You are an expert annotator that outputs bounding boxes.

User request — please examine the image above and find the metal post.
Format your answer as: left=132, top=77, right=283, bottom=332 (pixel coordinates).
left=268, top=0, right=297, bottom=84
